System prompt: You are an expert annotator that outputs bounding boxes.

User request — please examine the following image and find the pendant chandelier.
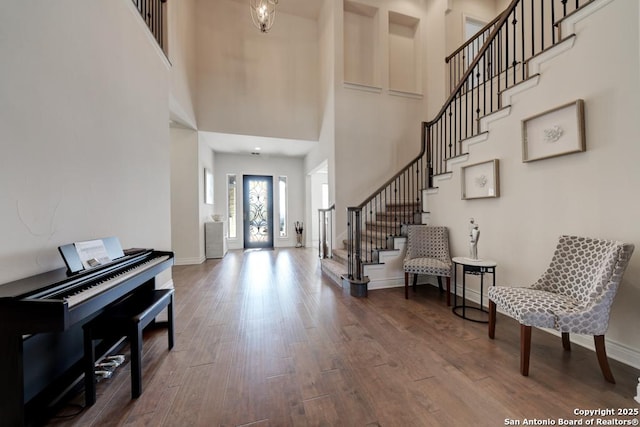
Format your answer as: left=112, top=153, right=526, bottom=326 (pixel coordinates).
left=250, top=0, right=278, bottom=33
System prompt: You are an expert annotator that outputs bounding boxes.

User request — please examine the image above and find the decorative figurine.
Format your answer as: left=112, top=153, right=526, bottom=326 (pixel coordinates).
left=635, top=377, right=640, bottom=404
left=469, top=218, right=480, bottom=260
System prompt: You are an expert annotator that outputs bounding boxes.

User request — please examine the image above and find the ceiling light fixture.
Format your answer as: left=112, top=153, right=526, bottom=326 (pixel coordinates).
left=250, top=0, right=278, bottom=33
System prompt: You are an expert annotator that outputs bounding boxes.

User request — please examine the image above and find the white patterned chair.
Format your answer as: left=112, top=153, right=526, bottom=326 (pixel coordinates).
left=488, top=235, right=634, bottom=383
left=403, top=225, right=452, bottom=305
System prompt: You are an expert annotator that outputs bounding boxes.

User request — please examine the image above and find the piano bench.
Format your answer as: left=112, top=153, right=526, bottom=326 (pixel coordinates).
left=82, top=288, right=175, bottom=407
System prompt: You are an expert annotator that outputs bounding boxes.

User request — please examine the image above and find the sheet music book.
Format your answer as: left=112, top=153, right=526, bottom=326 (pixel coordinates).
left=58, top=237, right=125, bottom=274
left=74, top=239, right=111, bottom=269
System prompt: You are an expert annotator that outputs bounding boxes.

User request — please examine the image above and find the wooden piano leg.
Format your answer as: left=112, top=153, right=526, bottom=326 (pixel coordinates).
left=83, top=324, right=97, bottom=407
left=0, top=334, right=26, bottom=426
left=168, top=293, right=175, bottom=350
left=130, top=323, right=143, bottom=399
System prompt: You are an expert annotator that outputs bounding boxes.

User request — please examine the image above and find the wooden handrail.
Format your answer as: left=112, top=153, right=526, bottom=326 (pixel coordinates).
left=350, top=0, right=519, bottom=210
left=427, top=0, right=520, bottom=127
left=445, top=12, right=503, bottom=63
left=346, top=0, right=592, bottom=282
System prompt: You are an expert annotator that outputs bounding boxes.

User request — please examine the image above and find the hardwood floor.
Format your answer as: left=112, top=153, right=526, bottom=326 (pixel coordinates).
left=46, top=248, right=640, bottom=426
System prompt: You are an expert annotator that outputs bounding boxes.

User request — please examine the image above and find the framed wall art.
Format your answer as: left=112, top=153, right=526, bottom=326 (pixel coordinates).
left=521, top=99, right=586, bottom=162
left=461, top=159, right=500, bottom=200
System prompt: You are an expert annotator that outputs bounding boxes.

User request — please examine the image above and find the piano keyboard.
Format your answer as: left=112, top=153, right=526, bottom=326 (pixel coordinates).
left=64, top=255, right=171, bottom=308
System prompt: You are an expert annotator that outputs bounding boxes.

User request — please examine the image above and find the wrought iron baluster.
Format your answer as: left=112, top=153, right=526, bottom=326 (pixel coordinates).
left=551, top=0, right=556, bottom=44
left=540, top=0, right=544, bottom=52
left=512, top=9, right=517, bottom=86
left=521, top=1, right=526, bottom=81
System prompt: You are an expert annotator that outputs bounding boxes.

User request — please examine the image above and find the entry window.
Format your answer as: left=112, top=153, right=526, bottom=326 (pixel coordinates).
left=227, top=174, right=237, bottom=239
left=278, top=176, right=287, bottom=237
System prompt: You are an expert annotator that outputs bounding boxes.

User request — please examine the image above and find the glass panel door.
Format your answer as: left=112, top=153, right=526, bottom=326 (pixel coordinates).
left=243, top=175, right=274, bottom=249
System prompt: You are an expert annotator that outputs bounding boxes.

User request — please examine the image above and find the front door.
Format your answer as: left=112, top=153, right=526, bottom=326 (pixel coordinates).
left=243, top=175, right=274, bottom=249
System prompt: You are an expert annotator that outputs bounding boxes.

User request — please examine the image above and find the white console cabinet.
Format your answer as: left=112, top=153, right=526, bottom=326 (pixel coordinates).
left=205, top=221, right=227, bottom=259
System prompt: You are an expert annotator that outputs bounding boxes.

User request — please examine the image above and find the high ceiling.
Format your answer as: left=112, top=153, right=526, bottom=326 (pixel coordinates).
left=199, top=131, right=316, bottom=158
left=231, top=0, right=322, bottom=20
left=203, top=0, right=322, bottom=157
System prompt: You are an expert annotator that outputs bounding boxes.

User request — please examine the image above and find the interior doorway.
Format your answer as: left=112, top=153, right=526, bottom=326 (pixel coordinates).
left=464, top=16, right=488, bottom=88
left=308, top=161, right=329, bottom=250
left=243, top=175, right=274, bottom=249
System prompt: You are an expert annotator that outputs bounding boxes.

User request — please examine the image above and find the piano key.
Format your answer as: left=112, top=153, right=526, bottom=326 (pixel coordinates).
left=64, top=255, right=171, bottom=307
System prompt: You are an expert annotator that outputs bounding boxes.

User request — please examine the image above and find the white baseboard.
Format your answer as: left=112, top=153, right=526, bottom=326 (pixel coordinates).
left=174, top=256, right=206, bottom=265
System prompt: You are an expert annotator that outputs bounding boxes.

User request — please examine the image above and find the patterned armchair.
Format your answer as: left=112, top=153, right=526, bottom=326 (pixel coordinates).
left=403, top=225, right=452, bottom=304
left=488, top=235, right=634, bottom=383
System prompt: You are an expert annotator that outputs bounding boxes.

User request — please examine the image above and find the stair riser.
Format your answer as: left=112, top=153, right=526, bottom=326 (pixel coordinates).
left=385, top=202, right=419, bottom=209
left=365, top=223, right=402, bottom=233
left=375, top=213, right=416, bottom=222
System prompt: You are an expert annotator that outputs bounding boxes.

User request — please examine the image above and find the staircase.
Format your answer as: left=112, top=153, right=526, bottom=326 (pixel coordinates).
left=321, top=200, right=426, bottom=290
left=321, top=0, right=614, bottom=292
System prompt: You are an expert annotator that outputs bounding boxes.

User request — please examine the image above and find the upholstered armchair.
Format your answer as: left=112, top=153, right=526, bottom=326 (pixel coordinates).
left=488, top=235, right=634, bottom=383
left=403, top=225, right=452, bottom=304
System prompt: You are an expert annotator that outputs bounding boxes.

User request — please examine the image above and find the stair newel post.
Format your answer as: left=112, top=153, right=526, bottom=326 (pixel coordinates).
left=356, top=208, right=363, bottom=280
left=318, top=209, right=322, bottom=258
left=345, top=206, right=369, bottom=297
left=318, top=206, right=334, bottom=259
left=329, top=207, right=333, bottom=259
left=346, top=207, right=363, bottom=281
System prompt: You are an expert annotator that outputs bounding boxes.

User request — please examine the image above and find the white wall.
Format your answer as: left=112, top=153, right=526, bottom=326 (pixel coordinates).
left=445, top=0, right=499, bottom=62
left=0, top=0, right=171, bottom=284
left=170, top=127, right=201, bottom=264
left=169, top=128, right=215, bottom=264
left=214, top=153, right=305, bottom=250
left=333, top=0, right=431, bottom=238
left=305, top=0, right=337, bottom=246
left=424, top=0, right=449, bottom=117
left=198, top=138, right=216, bottom=248
left=195, top=0, right=320, bottom=141
left=428, top=0, right=640, bottom=363
left=168, top=0, right=198, bottom=128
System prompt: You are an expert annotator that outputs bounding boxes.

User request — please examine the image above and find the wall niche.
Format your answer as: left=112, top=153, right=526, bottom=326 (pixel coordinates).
left=343, top=1, right=380, bottom=89
left=388, top=11, right=421, bottom=96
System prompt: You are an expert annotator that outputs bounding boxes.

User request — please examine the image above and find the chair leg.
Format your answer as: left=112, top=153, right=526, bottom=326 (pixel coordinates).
left=594, top=335, right=615, bottom=383
left=562, top=332, right=571, bottom=351
left=412, top=273, right=418, bottom=292
left=520, top=324, right=532, bottom=376
left=488, top=300, right=496, bottom=339
left=437, top=276, right=443, bottom=293
left=404, top=272, right=409, bottom=299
